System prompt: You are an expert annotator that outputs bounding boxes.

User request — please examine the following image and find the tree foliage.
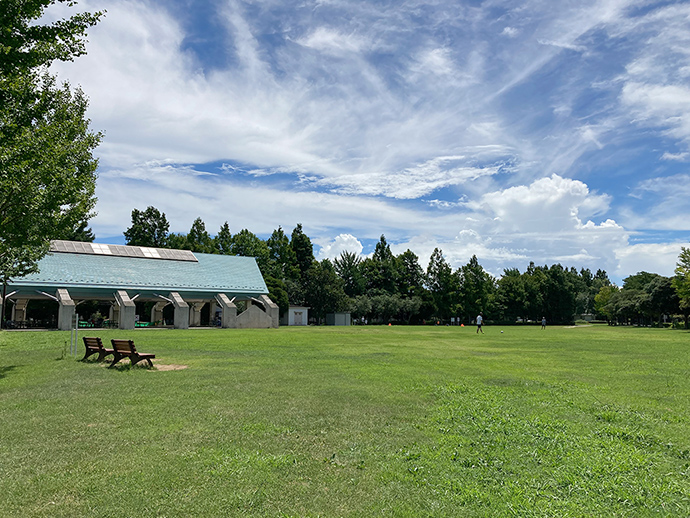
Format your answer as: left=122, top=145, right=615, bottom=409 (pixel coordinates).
left=0, top=0, right=103, bottom=75
left=673, top=247, right=690, bottom=312
left=1, top=1, right=103, bottom=296
left=123, top=206, right=170, bottom=247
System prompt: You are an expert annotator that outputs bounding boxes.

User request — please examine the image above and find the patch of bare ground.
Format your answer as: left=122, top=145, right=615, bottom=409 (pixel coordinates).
left=152, top=363, right=188, bottom=371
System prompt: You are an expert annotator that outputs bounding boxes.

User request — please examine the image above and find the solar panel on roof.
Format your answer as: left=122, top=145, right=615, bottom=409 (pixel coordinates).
left=49, top=240, right=198, bottom=262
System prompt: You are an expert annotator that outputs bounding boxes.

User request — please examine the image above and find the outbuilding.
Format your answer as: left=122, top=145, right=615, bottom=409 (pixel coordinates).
left=281, top=306, right=309, bottom=326
left=326, top=312, right=351, bottom=326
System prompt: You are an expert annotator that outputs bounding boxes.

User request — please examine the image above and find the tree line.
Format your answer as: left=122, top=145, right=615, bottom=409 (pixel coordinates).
left=119, top=207, right=690, bottom=326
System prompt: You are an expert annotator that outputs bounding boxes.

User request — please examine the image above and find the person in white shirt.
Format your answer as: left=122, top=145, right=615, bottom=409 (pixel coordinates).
left=476, top=313, right=484, bottom=334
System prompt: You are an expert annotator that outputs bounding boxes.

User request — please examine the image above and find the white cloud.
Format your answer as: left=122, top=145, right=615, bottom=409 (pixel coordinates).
left=467, top=174, right=611, bottom=233
left=615, top=242, right=685, bottom=279
left=316, top=234, right=364, bottom=261
left=296, top=27, right=368, bottom=54
left=661, top=152, right=689, bottom=161
left=320, top=157, right=503, bottom=199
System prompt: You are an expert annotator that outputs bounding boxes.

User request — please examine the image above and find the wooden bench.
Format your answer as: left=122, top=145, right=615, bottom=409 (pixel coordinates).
left=82, top=336, right=114, bottom=361
left=109, top=339, right=156, bottom=368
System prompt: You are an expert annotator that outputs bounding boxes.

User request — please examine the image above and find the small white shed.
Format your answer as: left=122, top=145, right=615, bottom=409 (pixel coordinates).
left=282, top=306, right=310, bottom=326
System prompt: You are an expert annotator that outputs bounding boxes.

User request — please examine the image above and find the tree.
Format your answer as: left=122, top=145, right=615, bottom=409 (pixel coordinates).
left=266, top=226, right=299, bottom=282
left=304, top=259, right=347, bottom=324
left=397, top=249, right=425, bottom=298
left=542, top=264, right=577, bottom=324
left=1, top=1, right=103, bottom=322
left=459, top=255, right=495, bottom=320
left=231, top=229, right=270, bottom=274
left=1, top=76, right=101, bottom=255
left=426, top=248, right=459, bottom=320
left=290, top=223, right=315, bottom=305
left=166, top=232, right=189, bottom=250
left=1, top=1, right=103, bottom=76
left=60, top=219, right=95, bottom=242
left=264, top=275, right=289, bottom=318
left=647, top=276, right=679, bottom=326
left=186, top=217, right=214, bottom=254
left=361, top=235, right=398, bottom=295
left=214, top=222, right=233, bottom=255
left=290, top=224, right=315, bottom=278
left=496, top=268, right=526, bottom=322
left=673, top=247, right=690, bottom=327
left=123, top=206, right=170, bottom=247
left=334, top=251, right=365, bottom=297
left=523, top=262, right=546, bottom=321
left=594, top=285, right=619, bottom=322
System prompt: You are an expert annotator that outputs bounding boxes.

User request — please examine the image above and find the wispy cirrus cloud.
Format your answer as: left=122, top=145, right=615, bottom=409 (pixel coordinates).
left=45, top=0, right=690, bottom=283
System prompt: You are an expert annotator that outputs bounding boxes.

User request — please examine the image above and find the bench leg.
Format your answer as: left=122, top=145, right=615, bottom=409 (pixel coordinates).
left=130, top=355, right=154, bottom=368
left=108, top=353, right=123, bottom=369
left=97, top=351, right=114, bottom=361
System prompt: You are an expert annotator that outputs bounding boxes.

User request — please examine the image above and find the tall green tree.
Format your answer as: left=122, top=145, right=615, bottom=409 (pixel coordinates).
left=594, top=284, right=619, bottom=322
left=1, top=1, right=103, bottom=75
left=334, top=251, right=365, bottom=297
left=266, top=226, right=299, bottom=282
left=396, top=249, right=425, bottom=297
left=647, top=276, right=679, bottom=326
left=496, top=268, right=526, bottom=322
left=214, top=222, right=233, bottom=255
left=304, top=259, right=347, bottom=324
left=290, top=224, right=315, bottom=278
left=186, top=217, right=214, bottom=254
left=673, top=247, right=690, bottom=327
left=426, top=248, right=459, bottom=320
left=123, top=206, right=170, bottom=248
left=459, top=255, right=495, bottom=320
left=523, top=263, right=547, bottom=321
left=59, top=219, right=95, bottom=242
left=361, top=235, right=398, bottom=295
left=1, top=1, right=103, bottom=323
left=231, top=229, right=270, bottom=274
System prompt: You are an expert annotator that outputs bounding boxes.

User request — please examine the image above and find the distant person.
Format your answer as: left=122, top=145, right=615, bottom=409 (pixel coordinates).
left=476, top=313, right=484, bottom=334
left=541, top=316, right=546, bottom=330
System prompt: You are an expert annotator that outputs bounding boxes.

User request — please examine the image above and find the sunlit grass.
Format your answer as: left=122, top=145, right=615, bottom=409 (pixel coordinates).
left=1, top=325, right=688, bottom=516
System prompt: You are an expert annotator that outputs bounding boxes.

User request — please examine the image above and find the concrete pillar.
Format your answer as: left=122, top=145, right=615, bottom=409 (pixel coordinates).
left=114, top=290, right=136, bottom=330
left=13, top=299, right=29, bottom=322
left=215, top=294, right=237, bottom=328
left=209, top=300, right=218, bottom=326
left=189, top=302, right=205, bottom=327
left=258, top=295, right=280, bottom=328
left=170, top=292, right=189, bottom=329
left=109, top=303, right=118, bottom=325
left=151, top=301, right=167, bottom=325
left=57, top=289, right=75, bottom=331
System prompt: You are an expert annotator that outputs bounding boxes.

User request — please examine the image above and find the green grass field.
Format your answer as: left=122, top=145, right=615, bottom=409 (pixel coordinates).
left=1, top=325, right=689, bottom=517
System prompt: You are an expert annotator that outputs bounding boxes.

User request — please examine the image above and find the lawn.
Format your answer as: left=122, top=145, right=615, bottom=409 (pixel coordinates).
left=1, top=325, right=689, bottom=517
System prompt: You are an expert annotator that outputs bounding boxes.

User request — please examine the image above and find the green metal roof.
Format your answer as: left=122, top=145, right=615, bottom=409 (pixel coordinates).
left=8, top=248, right=268, bottom=300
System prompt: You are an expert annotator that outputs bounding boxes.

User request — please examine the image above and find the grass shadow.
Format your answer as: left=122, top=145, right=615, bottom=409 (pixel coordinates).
left=107, top=361, right=156, bottom=372
left=0, top=365, right=18, bottom=379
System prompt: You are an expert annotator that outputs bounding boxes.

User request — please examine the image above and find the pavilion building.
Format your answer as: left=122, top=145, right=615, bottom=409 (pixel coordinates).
left=2, top=240, right=278, bottom=330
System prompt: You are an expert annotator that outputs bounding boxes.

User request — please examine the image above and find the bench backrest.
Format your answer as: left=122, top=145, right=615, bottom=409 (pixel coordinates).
left=83, top=336, right=104, bottom=350
left=111, top=339, right=137, bottom=354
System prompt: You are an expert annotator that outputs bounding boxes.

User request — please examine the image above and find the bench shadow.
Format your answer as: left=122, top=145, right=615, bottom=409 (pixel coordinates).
left=107, top=362, right=156, bottom=372
left=0, top=366, right=18, bottom=379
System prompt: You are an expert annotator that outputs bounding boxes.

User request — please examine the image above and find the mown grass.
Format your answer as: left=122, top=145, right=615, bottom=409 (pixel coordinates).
left=0, top=325, right=688, bottom=517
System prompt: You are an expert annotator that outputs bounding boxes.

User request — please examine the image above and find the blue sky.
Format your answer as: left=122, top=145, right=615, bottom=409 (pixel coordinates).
left=49, top=0, right=690, bottom=283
